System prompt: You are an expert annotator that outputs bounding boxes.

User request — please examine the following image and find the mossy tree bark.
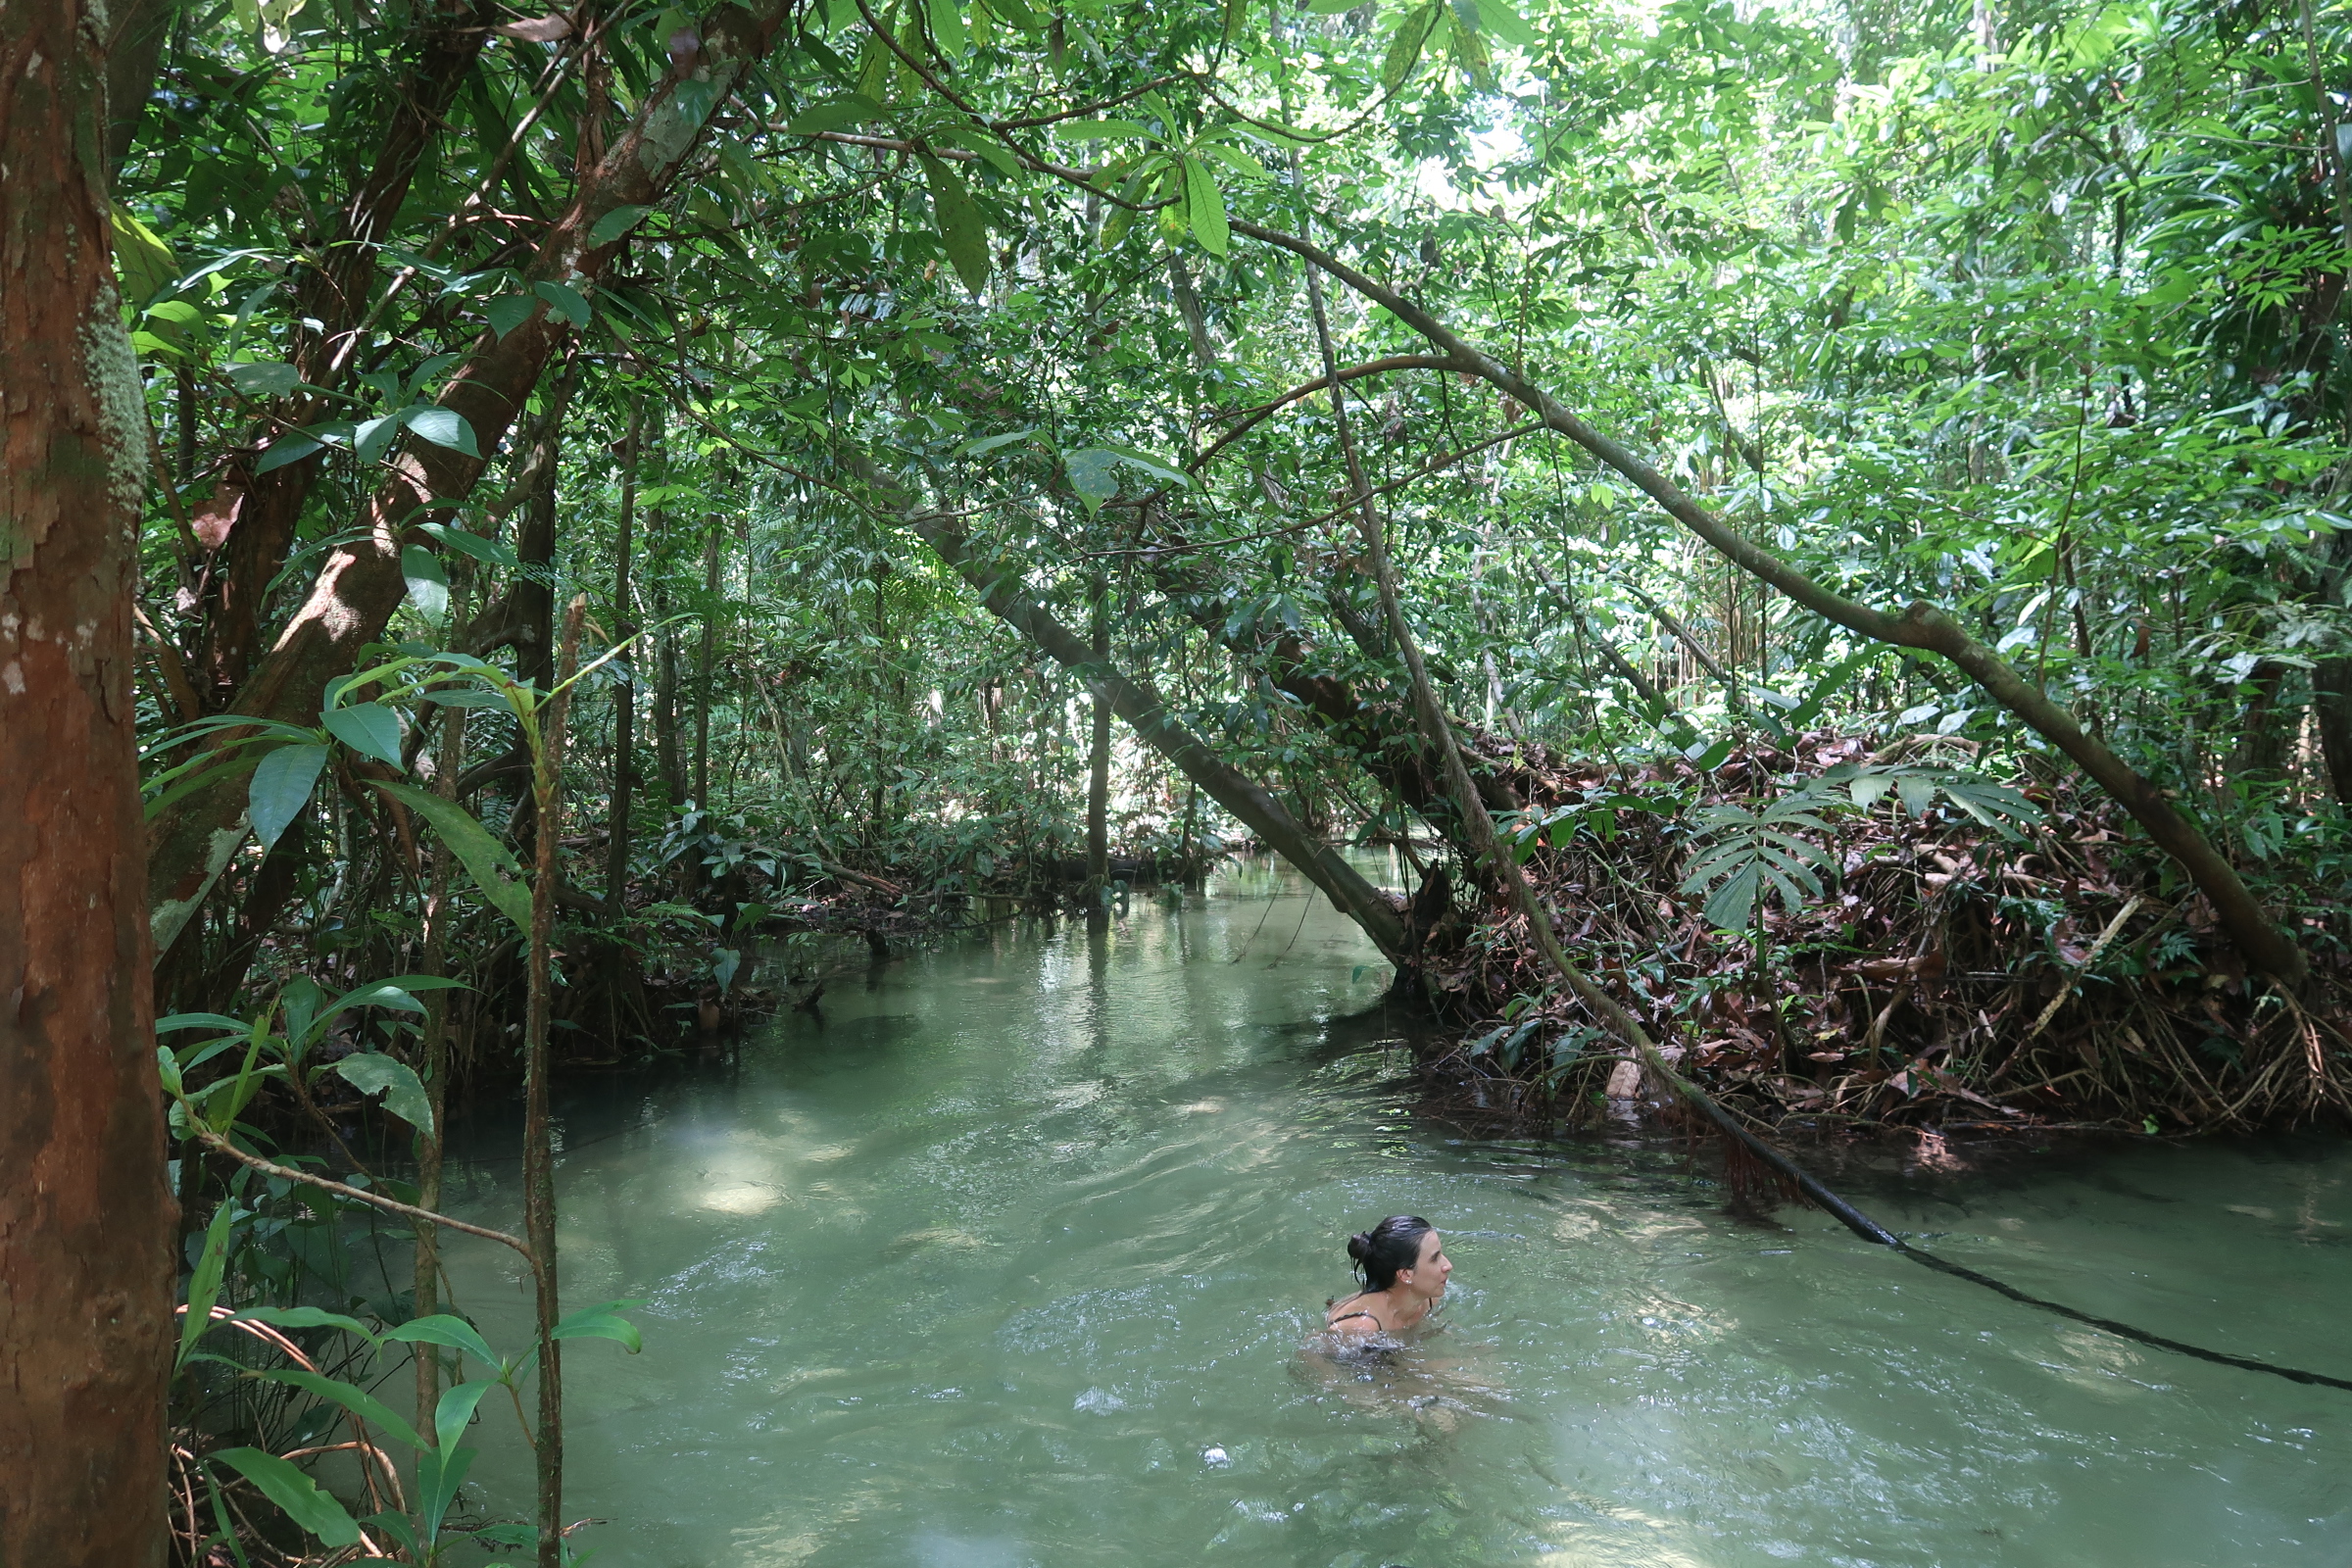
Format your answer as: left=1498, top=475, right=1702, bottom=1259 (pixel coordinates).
left=0, top=2, right=176, bottom=1559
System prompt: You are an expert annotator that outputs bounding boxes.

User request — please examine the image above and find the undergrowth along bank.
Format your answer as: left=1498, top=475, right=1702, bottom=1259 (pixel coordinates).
left=1410, top=731, right=2351, bottom=1134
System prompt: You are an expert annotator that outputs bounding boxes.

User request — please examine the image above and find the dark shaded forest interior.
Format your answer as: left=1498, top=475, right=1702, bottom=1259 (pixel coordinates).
left=7, top=0, right=2352, bottom=1557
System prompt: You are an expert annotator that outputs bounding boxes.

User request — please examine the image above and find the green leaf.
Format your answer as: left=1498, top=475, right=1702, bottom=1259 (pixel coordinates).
left=223, top=361, right=301, bottom=398
left=228, top=1305, right=378, bottom=1343
left=1849, top=771, right=1894, bottom=808
left=334, top=1052, right=436, bottom=1139
left=112, top=206, right=180, bottom=309
left=368, top=780, right=532, bottom=932
left=385, top=1314, right=501, bottom=1374
left=1056, top=118, right=1151, bottom=141
left=253, top=433, right=324, bottom=474
left=1700, top=859, right=1761, bottom=931
left=419, top=519, right=520, bottom=570
left=1221, top=0, right=1250, bottom=44
left=249, top=1367, right=424, bottom=1450
left=533, top=279, right=592, bottom=326
left=1471, top=0, right=1538, bottom=47
left=176, top=1202, right=239, bottom=1371
left=160, top=1011, right=253, bottom=1034
left=1182, top=157, right=1228, bottom=257
left=1895, top=771, right=1936, bottom=818
left=588, top=204, right=653, bottom=246
left=1062, top=448, right=1121, bottom=514
left=959, top=428, right=1036, bottom=458
left=320, top=701, right=404, bottom=768
left=210, top=1448, right=362, bottom=1546
left=400, top=407, right=479, bottom=458
left=249, top=743, right=327, bottom=849
left=1383, top=0, right=1444, bottom=91
left=787, top=95, right=885, bottom=133
left=482, top=293, right=540, bottom=340
left=926, top=0, right=965, bottom=53
left=550, top=1298, right=645, bottom=1353
left=353, top=414, right=400, bottom=464
left=918, top=152, right=991, bottom=293
left=401, top=544, right=451, bottom=618
left=1199, top=142, right=1272, bottom=181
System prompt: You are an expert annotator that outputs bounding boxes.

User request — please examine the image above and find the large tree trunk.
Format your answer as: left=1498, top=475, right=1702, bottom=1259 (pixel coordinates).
left=912, top=516, right=1408, bottom=959
left=1236, top=218, right=2311, bottom=984
left=0, top=5, right=175, bottom=1561
left=145, top=0, right=801, bottom=956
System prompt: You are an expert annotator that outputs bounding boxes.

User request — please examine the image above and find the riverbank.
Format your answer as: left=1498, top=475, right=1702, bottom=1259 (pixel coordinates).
left=1404, top=732, right=2351, bottom=1136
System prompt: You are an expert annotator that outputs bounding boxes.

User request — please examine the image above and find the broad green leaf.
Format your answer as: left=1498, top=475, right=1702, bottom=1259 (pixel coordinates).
left=1056, top=118, right=1151, bottom=141
left=1221, top=0, right=1249, bottom=43
left=533, top=279, right=592, bottom=326
left=1849, top=771, right=1894, bottom=808
left=112, top=206, right=180, bottom=308
left=787, top=96, right=884, bottom=133
left=960, top=428, right=1035, bottom=458
left=420, top=520, right=520, bottom=570
left=1383, top=0, right=1444, bottom=91
left=415, top=1443, right=476, bottom=1543
left=1894, top=771, right=1936, bottom=818
left=482, top=293, right=539, bottom=340
left=160, top=1011, right=252, bottom=1033
left=229, top=1305, right=377, bottom=1342
left=1700, top=859, right=1760, bottom=931
left=249, top=743, right=327, bottom=849
left=320, top=701, right=404, bottom=768
left=253, top=433, right=324, bottom=474
left=931, top=123, right=1024, bottom=177
left=223, top=361, right=300, bottom=398
left=401, top=544, right=450, bottom=618
left=550, top=1298, right=646, bottom=1353
left=1182, top=157, right=1228, bottom=256
left=353, top=414, right=400, bottom=464
left=918, top=152, right=991, bottom=293
left=927, top=0, right=965, bottom=53
left=176, top=1202, right=239, bottom=1370
left=249, top=1367, right=424, bottom=1450
left=588, top=204, right=653, bottom=245
left=1448, top=12, right=1494, bottom=85
left=1471, top=0, right=1538, bottom=48
left=334, top=1051, right=436, bottom=1139
left=385, top=1314, right=501, bottom=1374
left=400, top=407, right=479, bottom=458
left=210, top=1448, right=361, bottom=1546
left=368, top=780, right=532, bottom=932
left=432, top=1375, right=495, bottom=1454
left=1199, top=142, right=1272, bottom=181
left=1062, top=448, right=1121, bottom=514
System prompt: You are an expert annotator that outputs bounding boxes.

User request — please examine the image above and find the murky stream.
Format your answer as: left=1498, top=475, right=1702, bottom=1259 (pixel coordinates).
left=437, top=858, right=2352, bottom=1567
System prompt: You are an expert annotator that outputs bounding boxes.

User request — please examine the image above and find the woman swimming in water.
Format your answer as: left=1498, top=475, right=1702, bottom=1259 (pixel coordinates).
left=1325, top=1215, right=1451, bottom=1338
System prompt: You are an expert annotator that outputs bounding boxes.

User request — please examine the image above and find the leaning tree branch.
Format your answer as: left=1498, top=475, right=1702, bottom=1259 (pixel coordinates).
left=1231, top=215, right=2308, bottom=984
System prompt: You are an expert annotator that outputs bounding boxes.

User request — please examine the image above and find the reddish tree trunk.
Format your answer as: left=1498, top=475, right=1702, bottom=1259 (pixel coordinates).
left=0, top=2, right=176, bottom=1562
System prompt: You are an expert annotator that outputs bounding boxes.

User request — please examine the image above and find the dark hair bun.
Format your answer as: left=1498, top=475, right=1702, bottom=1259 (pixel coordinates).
left=1344, top=1215, right=1433, bottom=1291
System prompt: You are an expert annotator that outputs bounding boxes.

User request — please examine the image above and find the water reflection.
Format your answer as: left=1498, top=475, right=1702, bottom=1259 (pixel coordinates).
left=431, top=858, right=2352, bottom=1568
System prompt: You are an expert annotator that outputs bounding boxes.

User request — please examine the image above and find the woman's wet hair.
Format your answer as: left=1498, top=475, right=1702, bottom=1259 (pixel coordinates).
left=1346, top=1215, right=1433, bottom=1291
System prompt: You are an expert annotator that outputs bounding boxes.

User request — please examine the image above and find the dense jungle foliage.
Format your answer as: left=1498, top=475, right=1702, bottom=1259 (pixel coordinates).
left=57, top=0, right=2352, bottom=1552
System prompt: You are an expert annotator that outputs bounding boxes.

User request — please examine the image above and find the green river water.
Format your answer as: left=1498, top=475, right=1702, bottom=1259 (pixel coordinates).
left=438, top=858, right=2352, bottom=1567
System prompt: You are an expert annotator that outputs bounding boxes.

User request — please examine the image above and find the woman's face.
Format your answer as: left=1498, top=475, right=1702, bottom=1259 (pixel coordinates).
left=1401, top=1230, right=1451, bottom=1300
